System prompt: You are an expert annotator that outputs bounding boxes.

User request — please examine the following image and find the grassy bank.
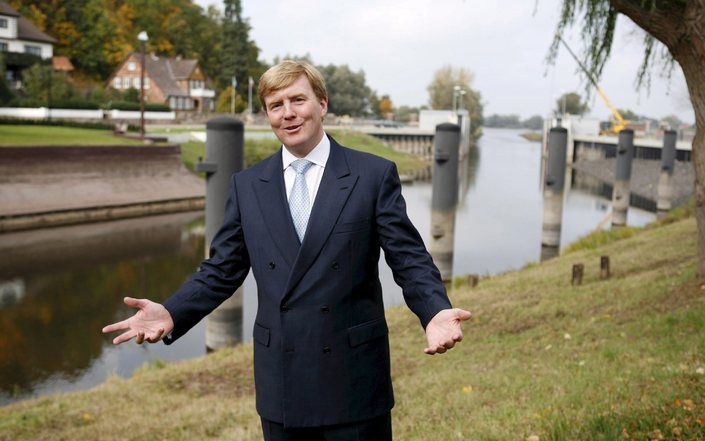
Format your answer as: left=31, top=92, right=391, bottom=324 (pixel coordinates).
left=0, top=125, right=147, bottom=146
left=181, top=129, right=428, bottom=176
left=521, top=131, right=543, bottom=142
left=1, top=206, right=702, bottom=440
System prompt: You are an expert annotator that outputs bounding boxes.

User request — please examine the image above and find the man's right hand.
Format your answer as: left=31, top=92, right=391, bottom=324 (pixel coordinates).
left=102, top=297, right=174, bottom=345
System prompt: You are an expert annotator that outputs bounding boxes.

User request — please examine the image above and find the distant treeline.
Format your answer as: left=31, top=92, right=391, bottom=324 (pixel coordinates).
left=484, top=114, right=543, bottom=130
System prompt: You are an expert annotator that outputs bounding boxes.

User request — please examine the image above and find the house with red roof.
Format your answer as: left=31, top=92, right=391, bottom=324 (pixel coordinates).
left=107, top=53, right=215, bottom=112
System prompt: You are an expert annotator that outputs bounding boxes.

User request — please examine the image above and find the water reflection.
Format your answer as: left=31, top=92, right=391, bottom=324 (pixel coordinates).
left=0, top=128, right=661, bottom=406
left=0, top=212, right=206, bottom=405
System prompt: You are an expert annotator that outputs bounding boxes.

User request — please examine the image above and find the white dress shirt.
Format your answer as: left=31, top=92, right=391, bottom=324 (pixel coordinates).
left=282, top=134, right=330, bottom=204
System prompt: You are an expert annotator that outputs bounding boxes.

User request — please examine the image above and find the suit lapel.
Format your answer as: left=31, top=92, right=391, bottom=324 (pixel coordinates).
left=283, top=138, right=358, bottom=301
left=252, top=149, right=300, bottom=267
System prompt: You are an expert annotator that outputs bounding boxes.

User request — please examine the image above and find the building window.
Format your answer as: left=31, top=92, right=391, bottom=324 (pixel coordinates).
left=0, top=42, right=7, bottom=52
left=169, top=97, right=176, bottom=109
left=144, top=77, right=150, bottom=89
left=114, top=77, right=122, bottom=89
left=24, top=45, right=41, bottom=56
left=0, top=18, right=7, bottom=29
left=127, top=61, right=136, bottom=71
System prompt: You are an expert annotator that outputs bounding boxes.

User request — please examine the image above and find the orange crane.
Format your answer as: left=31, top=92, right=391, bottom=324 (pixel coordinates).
left=558, top=37, right=628, bottom=134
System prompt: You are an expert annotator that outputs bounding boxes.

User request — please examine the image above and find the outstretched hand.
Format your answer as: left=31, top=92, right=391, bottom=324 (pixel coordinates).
left=102, top=297, right=174, bottom=345
left=424, top=308, right=472, bottom=355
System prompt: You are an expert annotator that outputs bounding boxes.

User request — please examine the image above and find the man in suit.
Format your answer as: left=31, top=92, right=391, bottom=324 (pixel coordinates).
left=103, top=60, right=471, bottom=441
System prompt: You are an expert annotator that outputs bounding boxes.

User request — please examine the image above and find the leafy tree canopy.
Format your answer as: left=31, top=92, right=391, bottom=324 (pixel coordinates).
left=555, top=91, right=589, bottom=116
left=427, top=65, right=484, bottom=137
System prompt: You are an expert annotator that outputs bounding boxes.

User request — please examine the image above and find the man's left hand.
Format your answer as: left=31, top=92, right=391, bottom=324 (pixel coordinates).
left=424, top=308, right=472, bottom=355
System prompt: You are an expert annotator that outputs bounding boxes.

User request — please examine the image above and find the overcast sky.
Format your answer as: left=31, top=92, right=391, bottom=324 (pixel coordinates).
left=196, top=0, right=694, bottom=123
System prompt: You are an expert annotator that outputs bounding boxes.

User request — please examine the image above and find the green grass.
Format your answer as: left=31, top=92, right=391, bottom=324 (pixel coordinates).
left=181, top=130, right=427, bottom=177
left=0, top=125, right=148, bottom=146
left=1, top=207, right=702, bottom=440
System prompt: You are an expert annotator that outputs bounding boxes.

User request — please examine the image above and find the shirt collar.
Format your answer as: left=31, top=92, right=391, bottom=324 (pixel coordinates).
left=282, top=133, right=330, bottom=170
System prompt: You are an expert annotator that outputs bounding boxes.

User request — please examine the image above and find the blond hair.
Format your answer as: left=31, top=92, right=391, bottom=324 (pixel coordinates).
left=258, top=60, right=327, bottom=109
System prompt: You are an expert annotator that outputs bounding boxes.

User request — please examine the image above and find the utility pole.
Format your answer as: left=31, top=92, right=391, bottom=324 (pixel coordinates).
left=230, top=76, right=237, bottom=115
left=248, top=76, right=253, bottom=115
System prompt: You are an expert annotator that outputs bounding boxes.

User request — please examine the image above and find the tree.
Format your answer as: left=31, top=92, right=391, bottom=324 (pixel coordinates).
left=21, top=64, right=73, bottom=105
left=394, top=105, right=422, bottom=123
left=0, top=54, right=15, bottom=105
left=427, top=65, right=483, bottom=137
left=379, top=95, right=393, bottom=119
left=555, top=92, right=589, bottom=115
left=318, top=64, right=371, bottom=116
left=522, top=115, right=544, bottom=131
left=662, top=114, right=683, bottom=129
left=484, top=114, right=521, bottom=128
left=215, top=86, right=246, bottom=113
left=615, top=108, right=639, bottom=121
left=547, top=1, right=705, bottom=274
left=219, top=0, right=249, bottom=90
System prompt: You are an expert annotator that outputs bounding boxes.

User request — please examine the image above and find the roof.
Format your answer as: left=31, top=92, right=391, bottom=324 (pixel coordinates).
left=0, top=1, right=20, bottom=17
left=0, top=1, right=57, bottom=44
left=52, top=56, right=74, bottom=71
left=131, top=53, right=200, bottom=97
left=17, top=16, right=57, bottom=44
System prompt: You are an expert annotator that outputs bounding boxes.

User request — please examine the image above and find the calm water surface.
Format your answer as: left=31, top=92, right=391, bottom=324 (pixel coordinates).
left=0, top=127, right=655, bottom=405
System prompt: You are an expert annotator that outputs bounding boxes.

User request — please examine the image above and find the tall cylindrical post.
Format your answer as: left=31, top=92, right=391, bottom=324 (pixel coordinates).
left=430, top=123, right=460, bottom=283
left=657, top=129, right=677, bottom=216
left=198, top=117, right=245, bottom=351
left=611, top=129, right=634, bottom=227
left=541, top=127, right=568, bottom=259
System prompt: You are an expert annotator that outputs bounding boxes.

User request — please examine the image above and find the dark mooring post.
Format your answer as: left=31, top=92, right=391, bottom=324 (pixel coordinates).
left=611, top=129, right=634, bottom=227
left=430, top=123, right=460, bottom=284
left=541, top=127, right=568, bottom=260
left=197, top=117, right=245, bottom=351
left=657, top=129, right=677, bottom=218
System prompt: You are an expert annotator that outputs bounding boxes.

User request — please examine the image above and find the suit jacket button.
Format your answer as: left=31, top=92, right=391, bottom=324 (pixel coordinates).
left=322, top=346, right=331, bottom=354
left=268, top=261, right=276, bottom=270
left=280, top=305, right=290, bottom=312
left=331, top=262, right=339, bottom=270
left=320, top=305, right=330, bottom=313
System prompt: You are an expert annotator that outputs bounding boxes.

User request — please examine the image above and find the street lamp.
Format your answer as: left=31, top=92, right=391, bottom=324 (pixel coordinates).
left=452, top=85, right=460, bottom=114
left=457, top=89, right=466, bottom=126
left=138, top=31, right=148, bottom=138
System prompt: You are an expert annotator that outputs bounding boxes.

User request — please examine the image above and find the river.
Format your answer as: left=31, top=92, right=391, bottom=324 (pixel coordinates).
left=0, top=127, right=656, bottom=406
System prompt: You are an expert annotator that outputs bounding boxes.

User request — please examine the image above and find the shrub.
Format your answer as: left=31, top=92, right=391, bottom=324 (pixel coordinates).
left=105, top=101, right=171, bottom=112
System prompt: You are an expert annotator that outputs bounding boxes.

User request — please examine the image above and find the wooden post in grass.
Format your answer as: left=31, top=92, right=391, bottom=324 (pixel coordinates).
left=571, top=263, right=584, bottom=286
left=600, top=256, right=611, bottom=279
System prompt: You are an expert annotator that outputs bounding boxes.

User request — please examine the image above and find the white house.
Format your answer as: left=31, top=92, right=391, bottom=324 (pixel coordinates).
left=1, top=1, right=56, bottom=89
left=0, top=2, right=55, bottom=59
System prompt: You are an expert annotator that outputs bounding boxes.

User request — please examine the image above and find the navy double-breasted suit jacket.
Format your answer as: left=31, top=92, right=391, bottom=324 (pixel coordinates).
left=163, top=136, right=452, bottom=428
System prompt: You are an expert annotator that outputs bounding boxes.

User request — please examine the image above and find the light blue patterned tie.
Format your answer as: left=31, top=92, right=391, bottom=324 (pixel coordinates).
left=289, top=159, right=314, bottom=242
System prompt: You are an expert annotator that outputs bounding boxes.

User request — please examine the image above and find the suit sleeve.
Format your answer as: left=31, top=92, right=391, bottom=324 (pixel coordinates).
left=375, top=162, right=452, bottom=329
left=162, top=174, right=251, bottom=344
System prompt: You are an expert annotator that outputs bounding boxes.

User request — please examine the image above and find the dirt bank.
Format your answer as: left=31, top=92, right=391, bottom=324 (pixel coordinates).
left=0, top=145, right=204, bottom=231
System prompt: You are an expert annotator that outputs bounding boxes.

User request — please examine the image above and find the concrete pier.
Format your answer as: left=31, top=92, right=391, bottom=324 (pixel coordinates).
left=200, top=117, right=245, bottom=351
left=541, top=127, right=568, bottom=259
left=429, top=123, right=460, bottom=283
left=611, top=129, right=634, bottom=227
left=657, top=130, right=677, bottom=216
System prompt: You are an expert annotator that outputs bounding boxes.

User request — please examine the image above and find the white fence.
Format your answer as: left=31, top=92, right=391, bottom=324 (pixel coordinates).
left=106, top=109, right=176, bottom=120
left=0, top=107, right=175, bottom=121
